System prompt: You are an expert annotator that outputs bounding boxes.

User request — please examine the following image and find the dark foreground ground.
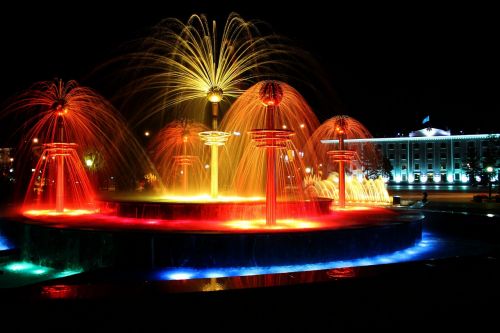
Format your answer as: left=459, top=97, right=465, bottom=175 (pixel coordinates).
left=1, top=190, right=499, bottom=330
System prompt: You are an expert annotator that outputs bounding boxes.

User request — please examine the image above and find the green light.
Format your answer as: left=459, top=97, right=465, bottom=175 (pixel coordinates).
left=55, top=269, right=82, bottom=278
left=5, top=262, right=36, bottom=272
left=33, top=268, right=48, bottom=275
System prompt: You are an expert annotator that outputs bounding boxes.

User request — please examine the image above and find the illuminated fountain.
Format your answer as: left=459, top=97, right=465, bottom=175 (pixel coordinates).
left=1, top=79, right=420, bottom=279
left=2, top=79, right=157, bottom=216
left=0, top=16, right=423, bottom=280
left=305, top=174, right=391, bottom=204
left=306, top=115, right=390, bottom=207
left=149, top=120, right=208, bottom=194
left=24, top=142, right=95, bottom=215
left=128, top=13, right=291, bottom=122
left=248, top=81, right=292, bottom=225
left=198, top=86, right=231, bottom=197
left=220, top=81, right=319, bottom=197
left=127, top=13, right=296, bottom=198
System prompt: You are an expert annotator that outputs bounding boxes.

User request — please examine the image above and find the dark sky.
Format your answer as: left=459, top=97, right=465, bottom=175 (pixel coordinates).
left=1, top=1, right=499, bottom=139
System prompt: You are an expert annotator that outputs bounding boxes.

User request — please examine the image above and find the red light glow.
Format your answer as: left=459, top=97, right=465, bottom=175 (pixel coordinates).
left=21, top=206, right=396, bottom=233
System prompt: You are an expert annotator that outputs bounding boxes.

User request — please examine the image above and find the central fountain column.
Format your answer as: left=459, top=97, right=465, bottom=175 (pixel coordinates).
left=55, top=112, right=66, bottom=212
left=56, top=152, right=65, bottom=212
left=266, top=106, right=277, bottom=225
left=199, top=131, right=231, bottom=198
left=199, top=87, right=230, bottom=198
left=327, top=132, right=357, bottom=208
left=249, top=81, right=293, bottom=226
left=338, top=135, right=346, bottom=207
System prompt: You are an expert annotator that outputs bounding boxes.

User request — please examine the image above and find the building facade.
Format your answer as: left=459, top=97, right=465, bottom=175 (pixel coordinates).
left=323, top=128, right=500, bottom=184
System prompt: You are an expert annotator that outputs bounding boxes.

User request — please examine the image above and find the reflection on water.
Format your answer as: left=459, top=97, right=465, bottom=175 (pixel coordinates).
left=41, top=285, right=76, bottom=299
left=326, top=267, right=357, bottom=279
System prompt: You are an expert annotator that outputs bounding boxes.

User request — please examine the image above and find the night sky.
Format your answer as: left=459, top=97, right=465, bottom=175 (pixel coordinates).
left=1, top=1, right=498, bottom=141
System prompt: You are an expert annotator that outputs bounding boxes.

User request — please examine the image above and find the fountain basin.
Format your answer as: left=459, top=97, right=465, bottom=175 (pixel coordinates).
left=12, top=207, right=423, bottom=270
left=98, top=197, right=333, bottom=220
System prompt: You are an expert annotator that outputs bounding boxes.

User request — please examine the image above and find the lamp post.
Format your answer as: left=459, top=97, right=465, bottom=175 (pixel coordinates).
left=486, top=166, right=493, bottom=199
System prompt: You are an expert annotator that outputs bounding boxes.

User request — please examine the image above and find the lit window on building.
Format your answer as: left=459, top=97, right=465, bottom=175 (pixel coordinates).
left=402, top=164, right=407, bottom=170
left=441, top=163, right=446, bottom=170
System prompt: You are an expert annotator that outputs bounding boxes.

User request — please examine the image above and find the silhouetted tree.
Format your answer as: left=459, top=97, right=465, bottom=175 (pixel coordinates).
left=481, top=136, right=500, bottom=186
left=361, top=148, right=393, bottom=180
left=464, top=143, right=481, bottom=186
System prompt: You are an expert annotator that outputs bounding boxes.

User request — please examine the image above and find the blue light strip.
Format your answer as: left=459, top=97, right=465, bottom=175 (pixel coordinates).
left=155, top=232, right=439, bottom=281
left=0, top=233, right=12, bottom=251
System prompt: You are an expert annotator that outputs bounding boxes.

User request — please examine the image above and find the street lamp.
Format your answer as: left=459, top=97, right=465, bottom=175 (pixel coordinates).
left=486, top=166, right=494, bottom=199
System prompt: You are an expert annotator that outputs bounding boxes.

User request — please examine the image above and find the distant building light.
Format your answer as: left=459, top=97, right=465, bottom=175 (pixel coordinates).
left=31, top=168, right=35, bottom=172
left=205, top=164, right=210, bottom=169
left=233, top=131, right=241, bottom=136
left=408, top=175, right=414, bottom=183
left=305, top=167, right=312, bottom=174
left=395, top=175, right=401, bottom=183
left=282, top=125, right=287, bottom=129
left=33, top=138, right=39, bottom=144
left=9, top=158, right=14, bottom=162
left=9, top=168, right=13, bottom=173
left=447, top=174, right=454, bottom=183
left=300, top=124, right=305, bottom=129
left=461, top=175, right=468, bottom=183
left=144, top=131, right=150, bottom=137
left=85, top=159, right=93, bottom=167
